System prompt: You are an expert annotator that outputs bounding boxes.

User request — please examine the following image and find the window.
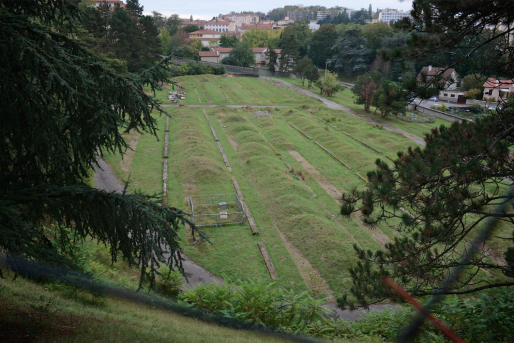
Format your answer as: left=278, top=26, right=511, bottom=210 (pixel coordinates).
left=444, top=93, right=448, bottom=97
left=489, top=89, right=493, bottom=95
left=451, top=94, right=455, bottom=97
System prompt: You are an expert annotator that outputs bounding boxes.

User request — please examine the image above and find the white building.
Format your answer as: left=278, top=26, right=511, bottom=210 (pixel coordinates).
left=308, top=20, right=320, bottom=31
left=378, top=9, right=412, bottom=24
left=204, top=18, right=235, bottom=32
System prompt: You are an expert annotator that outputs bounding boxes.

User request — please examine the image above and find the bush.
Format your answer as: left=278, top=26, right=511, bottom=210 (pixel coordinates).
left=156, top=265, right=185, bottom=297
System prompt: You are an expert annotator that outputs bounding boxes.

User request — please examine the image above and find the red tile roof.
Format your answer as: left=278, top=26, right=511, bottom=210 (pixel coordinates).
left=213, top=48, right=233, bottom=53
left=199, top=51, right=220, bottom=57
left=205, top=20, right=232, bottom=25
left=416, top=66, right=457, bottom=81
left=483, top=78, right=514, bottom=88
left=252, top=48, right=267, bottom=53
left=189, top=29, right=220, bottom=35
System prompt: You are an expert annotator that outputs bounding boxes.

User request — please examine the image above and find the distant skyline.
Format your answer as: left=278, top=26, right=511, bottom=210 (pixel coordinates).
left=139, top=0, right=413, bottom=20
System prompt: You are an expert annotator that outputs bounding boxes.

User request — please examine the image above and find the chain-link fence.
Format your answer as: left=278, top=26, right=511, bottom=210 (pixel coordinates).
left=189, top=193, right=245, bottom=227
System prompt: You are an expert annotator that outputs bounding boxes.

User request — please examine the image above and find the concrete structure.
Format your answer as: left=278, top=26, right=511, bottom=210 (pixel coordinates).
left=378, top=9, right=412, bottom=24
left=199, top=50, right=221, bottom=63
left=417, top=65, right=459, bottom=90
left=221, top=13, right=260, bottom=28
left=483, top=78, right=514, bottom=101
left=93, top=0, right=125, bottom=8
left=308, top=20, right=320, bottom=31
left=204, top=18, right=236, bottom=32
left=189, top=29, right=224, bottom=47
left=316, top=9, right=341, bottom=20
left=180, top=18, right=207, bottom=28
left=439, top=90, right=467, bottom=104
left=277, top=17, right=295, bottom=25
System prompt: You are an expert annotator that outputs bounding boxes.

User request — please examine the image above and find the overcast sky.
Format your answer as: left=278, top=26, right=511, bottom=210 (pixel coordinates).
left=140, top=0, right=413, bottom=20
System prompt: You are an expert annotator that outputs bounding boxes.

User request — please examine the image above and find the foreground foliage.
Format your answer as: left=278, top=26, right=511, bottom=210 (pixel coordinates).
left=0, top=0, right=202, bottom=288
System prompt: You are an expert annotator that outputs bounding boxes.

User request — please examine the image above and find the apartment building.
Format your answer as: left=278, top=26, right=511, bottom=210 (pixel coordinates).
left=204, top=18, right=236, bottom=32
left=220, top=13, right=261, bottom=28
left=378, top=9, right=412, bottom=24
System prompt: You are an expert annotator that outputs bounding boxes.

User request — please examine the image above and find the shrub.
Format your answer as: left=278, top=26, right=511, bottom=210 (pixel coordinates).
left=156, top=265, right=185, bottom=297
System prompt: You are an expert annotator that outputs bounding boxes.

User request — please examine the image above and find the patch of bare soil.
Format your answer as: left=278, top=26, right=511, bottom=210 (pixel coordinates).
left=182, top=183, right=199, bottom=244
left=288, top=151, right=342, bottom=200
left=119, top=130, right=141, bottom=177
left=289, top=150, right=392, bottom=247
left=227, top=135, right=238, bottom=151
left=272, top=220, right=334, bottom=301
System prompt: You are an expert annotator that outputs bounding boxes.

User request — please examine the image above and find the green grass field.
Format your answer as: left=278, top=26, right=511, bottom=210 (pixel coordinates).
left=103, top=74, right=509, bottom=304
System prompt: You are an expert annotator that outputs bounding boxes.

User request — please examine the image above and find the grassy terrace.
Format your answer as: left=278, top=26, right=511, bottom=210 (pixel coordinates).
left=103, top=74, right=509, bottom=301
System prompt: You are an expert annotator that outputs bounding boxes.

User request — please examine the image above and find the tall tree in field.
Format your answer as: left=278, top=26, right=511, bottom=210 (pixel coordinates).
left=370, top=81, right=406, bottom=118
left=332, top=29, right=371, bottom=77
left=315, top=70, right=341, bottom=97
left=0, top=0, right=201, bottom=288
left=305, top=64, right=320, bottom=88
left=339, top=0, right=514, bottom=310
left=308, top=24, right=338, bottom=68
left=351, top=71, right=383, bottom=112
left=293, top=57, right=315, bottom=86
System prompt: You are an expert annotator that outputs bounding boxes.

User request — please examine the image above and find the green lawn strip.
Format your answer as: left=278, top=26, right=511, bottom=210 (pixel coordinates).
left=211, top=107, right=366, bottom=295
left=196, top=108, right=310, bottom=292
left=270, top=76, right=450, bottom=136
left=165, top=107, right=283, bottom=287
left=251, top=79, right=321, bottom=107
left=249, top=109, right=390, bottom=248
left=201, top=79, right=232, bottom=105
left=213, top=78, right=247, bottom=104
left=233, top=77, right=276, bottom=106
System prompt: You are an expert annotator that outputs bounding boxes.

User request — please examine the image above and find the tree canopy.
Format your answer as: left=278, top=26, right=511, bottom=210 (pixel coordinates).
left=332, top=29, right=371, bottom=77
left=0, top=0, right=202, bottom=288
left=339, top=0, right=514, bottom=309
left=308, top=24, right=338, bottom=69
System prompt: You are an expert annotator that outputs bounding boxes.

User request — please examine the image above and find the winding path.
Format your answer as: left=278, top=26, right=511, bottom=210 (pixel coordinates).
left=261, top=76, right=426, bottom=147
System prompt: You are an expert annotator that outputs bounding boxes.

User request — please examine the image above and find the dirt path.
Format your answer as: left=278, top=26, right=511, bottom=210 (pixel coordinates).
left=289, top=150, right=391, bottom=247
left=262, top=76, right=426, bottom=147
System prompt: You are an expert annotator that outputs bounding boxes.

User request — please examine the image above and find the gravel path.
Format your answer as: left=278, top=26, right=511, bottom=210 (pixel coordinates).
left=261, top=76, right=426, bottom=147
left=93, top=158, right=223, bottom=290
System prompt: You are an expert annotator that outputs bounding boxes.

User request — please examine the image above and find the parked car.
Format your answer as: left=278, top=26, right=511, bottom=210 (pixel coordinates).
left=408, top=97, right=415, bottom=102
left=428, top=96, right=438, bottom=101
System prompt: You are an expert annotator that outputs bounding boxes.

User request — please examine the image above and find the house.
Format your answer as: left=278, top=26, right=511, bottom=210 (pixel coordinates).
left=416, top=65, right=459, bottom=90
left=92, top=0, right=125, bottom=9
left=439, top=90, right=467, bottom=104
left=483, top=78, right=514, bottom=101
left=204, top=18, right=236, bottom=33
left=199, top=50, right=221, bottom=63
left=220, top=13, right=261, bottom=28
left=188, top=29, right=224, bottom=47
left=277, top=17, right=295, bottom=25
left=212, top=47, right=233, bottom=61
left=180, top=18, right=207, bottom=28
left=308, top=20, right=320, bottom=31
left=378, top=9, right=412, bottom=24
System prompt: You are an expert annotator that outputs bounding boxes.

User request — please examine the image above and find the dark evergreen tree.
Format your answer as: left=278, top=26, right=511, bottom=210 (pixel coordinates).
left=227, top=42, right=255, bottom=67
left=0, top=0, right=202, bottom=288
left=278, top=22, right=311, bottom=73
left=339, top=0, right=514, bottom=309
left=308, top=24, right=338, bottom=68
left=125, top=0, right=144, bottom=17
left=266, top=47, right=278, bottom=75
left=331, top=29, right=371, bottom=77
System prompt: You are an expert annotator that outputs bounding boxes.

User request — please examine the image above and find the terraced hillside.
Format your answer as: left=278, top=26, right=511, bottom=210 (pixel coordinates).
left=103, top=74, right=511, bottom=303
